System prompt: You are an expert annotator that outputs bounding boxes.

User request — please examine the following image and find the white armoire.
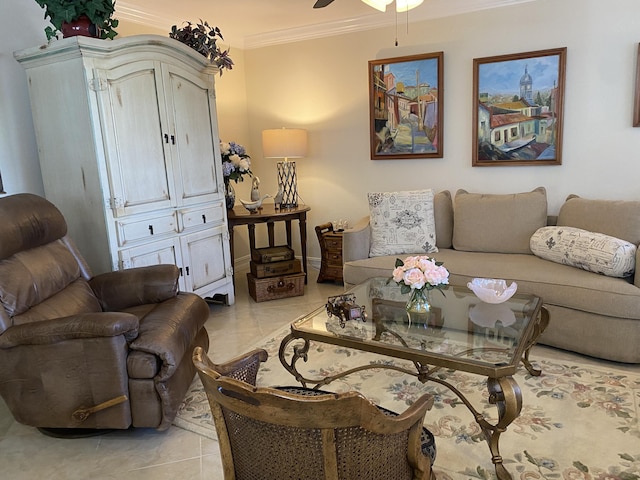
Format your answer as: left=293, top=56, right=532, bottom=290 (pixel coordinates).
left=15, top=35, right=235, bottom=304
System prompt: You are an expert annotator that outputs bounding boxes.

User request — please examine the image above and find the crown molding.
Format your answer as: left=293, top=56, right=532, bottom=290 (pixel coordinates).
left=117, top=0, right=537, bottom=50
left=117, top=2, right=170, bottom=31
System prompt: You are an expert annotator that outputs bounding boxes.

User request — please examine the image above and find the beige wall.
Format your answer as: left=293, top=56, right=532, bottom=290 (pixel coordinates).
left=3, top=0, right=640, bottom=266
left=242, top=0, right=640, bottom=266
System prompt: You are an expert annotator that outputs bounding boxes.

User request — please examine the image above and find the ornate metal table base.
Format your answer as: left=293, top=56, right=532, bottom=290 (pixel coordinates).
left=279, top=307, right=549, bottom=480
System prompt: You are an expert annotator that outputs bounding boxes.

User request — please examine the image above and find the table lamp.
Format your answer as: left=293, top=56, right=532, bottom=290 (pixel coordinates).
left=262, top=128, right=308, bottom=208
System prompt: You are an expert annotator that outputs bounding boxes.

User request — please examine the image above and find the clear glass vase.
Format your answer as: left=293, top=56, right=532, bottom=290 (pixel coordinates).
left=405, top=288, right=432, bottom=325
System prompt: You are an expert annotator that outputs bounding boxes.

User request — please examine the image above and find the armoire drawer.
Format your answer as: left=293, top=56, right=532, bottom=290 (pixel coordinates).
left=180, top=203, right=224, bottom=231
left=115, top=212, right=178, bottom=247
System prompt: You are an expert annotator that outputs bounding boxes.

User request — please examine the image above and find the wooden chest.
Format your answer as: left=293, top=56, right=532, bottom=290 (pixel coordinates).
left=250, top=259, right=302, bottom=278
left=251, top=245, right=295, bottom=264
left=247, top=272, right=306, bottom=302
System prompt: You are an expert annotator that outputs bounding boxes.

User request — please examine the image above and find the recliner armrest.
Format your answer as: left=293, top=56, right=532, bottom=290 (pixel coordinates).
left=0, top=312, right=139, bottom=348
left=90, top=265, right=180, bottom=312
left=130, top=293, right=209, bottom=381
left=342, top=216, right=371, bottom=263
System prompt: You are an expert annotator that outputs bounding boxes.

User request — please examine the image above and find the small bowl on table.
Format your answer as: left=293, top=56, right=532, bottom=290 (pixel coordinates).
left=467, top=278, right=518, bottom=304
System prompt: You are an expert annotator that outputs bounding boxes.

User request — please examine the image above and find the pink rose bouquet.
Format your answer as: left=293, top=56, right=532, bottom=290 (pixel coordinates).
left=391, top=255, right=450, bottom=295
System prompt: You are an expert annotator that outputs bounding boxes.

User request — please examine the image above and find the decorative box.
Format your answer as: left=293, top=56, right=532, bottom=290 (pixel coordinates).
left=250, top=259, right=302, bottom=279
left=250, top=245, right=295, bottom=264
left=247, top=272, right=305, bottom=302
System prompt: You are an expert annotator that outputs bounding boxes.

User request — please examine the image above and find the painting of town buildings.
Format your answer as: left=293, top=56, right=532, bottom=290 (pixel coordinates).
left=369, top=52, right=443, bottom=159
left=473, top=48, right=566, bottom=166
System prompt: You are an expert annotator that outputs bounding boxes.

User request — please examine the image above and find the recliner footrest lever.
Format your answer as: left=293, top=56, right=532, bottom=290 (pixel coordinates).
left=72, top=395, right=128, bottom=422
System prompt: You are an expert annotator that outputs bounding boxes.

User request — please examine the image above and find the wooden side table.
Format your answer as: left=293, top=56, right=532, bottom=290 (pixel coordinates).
left=315, top=222, right=343, bottom=284
left=227, top=205, right=311, bottom=287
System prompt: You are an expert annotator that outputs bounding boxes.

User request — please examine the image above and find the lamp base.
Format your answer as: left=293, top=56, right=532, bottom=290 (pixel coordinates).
left=277, top=161, right=298, bottom=208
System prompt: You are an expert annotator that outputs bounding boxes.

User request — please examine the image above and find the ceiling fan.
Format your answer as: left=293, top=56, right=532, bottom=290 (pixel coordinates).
left=313, top=0, right=424, bottom=11
left=313, top=0, right=335, bottom=7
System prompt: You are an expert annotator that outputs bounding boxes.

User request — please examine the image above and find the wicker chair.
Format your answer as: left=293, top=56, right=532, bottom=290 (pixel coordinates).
left=192, top=346, right=437, bottom=480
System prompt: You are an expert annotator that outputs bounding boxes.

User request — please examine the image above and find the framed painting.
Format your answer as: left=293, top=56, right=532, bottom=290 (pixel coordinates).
left=472, top=47, right=567, bottom=166
left=368, top=52, right=444, bottom=160
left=634, top=43, right=640, bottom=127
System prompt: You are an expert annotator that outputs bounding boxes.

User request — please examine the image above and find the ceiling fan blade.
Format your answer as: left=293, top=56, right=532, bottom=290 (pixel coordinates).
left=313, top=0, right=335, bottom=8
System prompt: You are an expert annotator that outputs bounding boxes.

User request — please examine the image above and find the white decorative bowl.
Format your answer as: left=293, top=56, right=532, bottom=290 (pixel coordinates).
left=469, top=303, right=516, bottom=328
left=467, top=278, right=518, bottom=304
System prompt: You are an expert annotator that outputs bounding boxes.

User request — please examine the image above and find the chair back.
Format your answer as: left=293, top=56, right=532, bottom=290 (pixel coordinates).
left=193, top=346, right=433, bottom=480
left=0, top=194, right=99, bottom=333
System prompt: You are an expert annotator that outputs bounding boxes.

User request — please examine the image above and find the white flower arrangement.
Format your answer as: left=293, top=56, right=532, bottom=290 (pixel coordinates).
left=220, top=141, right=252, bottom=183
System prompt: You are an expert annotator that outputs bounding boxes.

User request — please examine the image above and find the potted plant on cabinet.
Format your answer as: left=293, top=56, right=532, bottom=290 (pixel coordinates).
left=169, top=20, right=234, bottom=75
left=34, top=0, right=119, bottom=41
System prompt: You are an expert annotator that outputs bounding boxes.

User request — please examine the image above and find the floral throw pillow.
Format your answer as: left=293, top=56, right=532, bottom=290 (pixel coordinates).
left=368, top=189, right=438, bottom=257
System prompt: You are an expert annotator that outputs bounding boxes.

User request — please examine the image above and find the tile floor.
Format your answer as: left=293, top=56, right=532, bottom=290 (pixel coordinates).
left=0, top=267, right=345, bottom=480
left=1, top=267, right=637, bottom=479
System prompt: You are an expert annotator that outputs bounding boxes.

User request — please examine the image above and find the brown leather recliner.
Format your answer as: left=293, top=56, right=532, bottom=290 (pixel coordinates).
left=0, top=193, right=210, bottom=432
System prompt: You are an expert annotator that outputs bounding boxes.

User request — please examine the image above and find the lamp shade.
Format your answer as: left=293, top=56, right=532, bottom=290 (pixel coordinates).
left=262, top=128, right=308, bottom=159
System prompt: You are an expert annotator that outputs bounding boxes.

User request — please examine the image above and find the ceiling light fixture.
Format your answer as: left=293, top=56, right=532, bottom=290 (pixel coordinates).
left=361, top=0, right=392, bottom=12
left=361, top=0, right=423, bottom=12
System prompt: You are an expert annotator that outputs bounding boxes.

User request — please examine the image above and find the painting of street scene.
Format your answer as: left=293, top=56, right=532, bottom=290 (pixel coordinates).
left=473, top=48, right=566, bottom=166
left=369, top=52, right=443, bottom=159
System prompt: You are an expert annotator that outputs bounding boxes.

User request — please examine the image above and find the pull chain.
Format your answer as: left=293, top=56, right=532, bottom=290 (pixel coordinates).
left=394, top=4, right=411, bottom=47
left=395, top=7, right=398, bottom=46
left=406, top=6, right=410, bottom=35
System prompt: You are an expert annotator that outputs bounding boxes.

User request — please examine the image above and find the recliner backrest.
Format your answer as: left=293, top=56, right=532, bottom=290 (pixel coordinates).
left=0, top=194, right=100, bottom=333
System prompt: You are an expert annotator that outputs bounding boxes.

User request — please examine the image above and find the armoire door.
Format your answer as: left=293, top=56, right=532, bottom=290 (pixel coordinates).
left=118, top=237, right=186, bottom=291
left=94, top=60, right=176, bottom=217
left=179, top=226, right=231, bottom=297
left=162, top=64, right=222, bottom=207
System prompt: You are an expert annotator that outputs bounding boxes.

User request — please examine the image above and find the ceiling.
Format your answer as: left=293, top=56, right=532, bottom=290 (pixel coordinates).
left=117, top=0, right=535, bottom=49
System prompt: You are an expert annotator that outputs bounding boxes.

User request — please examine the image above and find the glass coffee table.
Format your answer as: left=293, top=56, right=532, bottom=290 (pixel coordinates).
left=279, top=277, right=549, bottom=480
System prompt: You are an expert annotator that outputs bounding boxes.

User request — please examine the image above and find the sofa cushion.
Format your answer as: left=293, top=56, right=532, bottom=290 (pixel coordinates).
left=557, top=195, right=640, bottom=245
left=343, top=249, right=640, bottom=321
left=434, top=190, right=453, bottom=249
left=530, top=226, right=636, bottom=278
left=452, top=187, right=547, bottom=254
left=368, top=189, right=438, bottom=257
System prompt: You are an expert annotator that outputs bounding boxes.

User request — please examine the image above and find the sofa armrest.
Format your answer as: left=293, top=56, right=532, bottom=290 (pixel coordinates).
left=90, top=265, right=180, bottom=312
left=0, top=312, right=139, bottom=348
left=635, top=248, right=640, bottom=289
left=343, top=216, right=371, bottom=263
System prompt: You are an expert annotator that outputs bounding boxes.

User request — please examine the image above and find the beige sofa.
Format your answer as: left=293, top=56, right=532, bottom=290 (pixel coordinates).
left=343, top=188, right=640, bottom=363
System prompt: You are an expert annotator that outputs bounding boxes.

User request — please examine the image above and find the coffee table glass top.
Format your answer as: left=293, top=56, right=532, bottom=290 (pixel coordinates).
left=291, top=277, right=543, bottom=377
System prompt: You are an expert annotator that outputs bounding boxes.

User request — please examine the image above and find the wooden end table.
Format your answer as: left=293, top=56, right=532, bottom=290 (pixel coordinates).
left=227, top=204, right=311, bottom=287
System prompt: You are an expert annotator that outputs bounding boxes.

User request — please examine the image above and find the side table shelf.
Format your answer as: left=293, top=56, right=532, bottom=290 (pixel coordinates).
left=315, top=222, right=343, bottom=284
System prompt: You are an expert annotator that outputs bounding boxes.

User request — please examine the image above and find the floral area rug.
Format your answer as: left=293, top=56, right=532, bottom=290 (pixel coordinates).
left=174, top=325, right=640, bottom=479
